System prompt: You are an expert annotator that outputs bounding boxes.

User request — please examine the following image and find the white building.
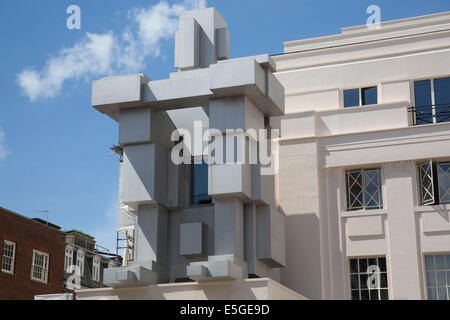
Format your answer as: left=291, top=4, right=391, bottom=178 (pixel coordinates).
left=77, top=9, right=450, bottom=300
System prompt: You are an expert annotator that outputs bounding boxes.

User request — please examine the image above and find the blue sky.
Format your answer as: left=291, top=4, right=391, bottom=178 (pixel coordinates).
left=0, top=0, right=449, bottom=252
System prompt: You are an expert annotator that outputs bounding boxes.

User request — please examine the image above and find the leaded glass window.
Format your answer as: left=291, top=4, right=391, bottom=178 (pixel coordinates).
left=346, top=168, right=383, bottom=211
left=418, top=160, right=450, bottom=205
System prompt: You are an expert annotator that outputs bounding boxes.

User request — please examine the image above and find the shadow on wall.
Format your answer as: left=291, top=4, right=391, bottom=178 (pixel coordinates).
left=281, top=212, right=322, bottom=300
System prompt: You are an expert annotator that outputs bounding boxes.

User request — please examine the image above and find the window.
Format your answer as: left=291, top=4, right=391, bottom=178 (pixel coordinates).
left=424, top=253, right=450, bottom=300
left=349, top=257, right=389, bottom=300
left=64, top=246, right=74, bottom=273
left=413, top=77, right=450, bottom=125
left=191, top=160, right=212, bottom=205
left=418, top=160, right=450, bottom=205
left=2, top=240, right=16, bottom=274
left=76, top=250, right=85, bottom=276
left=346, top=168, right=383, bottom=211
left=92, top=256, right=100, bottom=282
left=31, top=250, right=49, bottom=283
left=344, top=86, right=378, bottom=108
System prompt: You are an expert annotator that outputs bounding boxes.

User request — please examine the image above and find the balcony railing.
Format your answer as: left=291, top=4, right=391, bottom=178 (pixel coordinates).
left=408, top=103, right=450, bottom=125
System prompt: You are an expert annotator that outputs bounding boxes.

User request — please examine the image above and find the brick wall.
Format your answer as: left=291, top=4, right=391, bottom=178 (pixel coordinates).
left=0, top=208, right=66, bottom=300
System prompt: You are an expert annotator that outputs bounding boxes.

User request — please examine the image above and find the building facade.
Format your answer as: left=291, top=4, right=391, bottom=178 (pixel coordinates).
left=0, top=207, right=66, bottom=300
left=78, top=9, right=450, bottom=300
left=64, top=230, right=118, bottom=290
left=271, top=11, right=450, bottom=300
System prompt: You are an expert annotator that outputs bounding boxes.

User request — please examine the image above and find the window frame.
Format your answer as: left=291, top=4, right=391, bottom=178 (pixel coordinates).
left=345, top=167, right=383, bottom=211
left=422, top=252, right=450, bottom=300
left=64, top=246, right=74, bottom=273
left=1, top=240, right=16, bottom=275
left=30, top=249, right=49, bottom=284
left=92, top=256, right=101, bottom=282
left=343, top=85, right=378, bottom=108
left=76, top=250, right=85, bottom=276
left=348, top=256, right=389, bottom=300
left=417, top=160, right=450, bottom=206
left=190, top=157, right=212, bottom=206
left=413, top=76, right=450, bottom=125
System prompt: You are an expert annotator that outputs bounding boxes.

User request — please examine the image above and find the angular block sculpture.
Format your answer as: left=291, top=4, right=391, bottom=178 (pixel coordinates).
left=92, top=7, right=286, bottom=287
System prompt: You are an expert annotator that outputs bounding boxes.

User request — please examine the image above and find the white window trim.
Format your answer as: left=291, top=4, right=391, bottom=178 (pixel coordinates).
left=92, top=256, right=101, bottom=282
left=76, top=250, right=85, bottom=276
left=2, top=240, right=16, bottom=275
left=342, top=85, right=378, bottom=108
left=412, top=76, right=450, bottom=125
left=30, top=249, right=49, bottom=284
left=64, top=246, right=74, bottom=273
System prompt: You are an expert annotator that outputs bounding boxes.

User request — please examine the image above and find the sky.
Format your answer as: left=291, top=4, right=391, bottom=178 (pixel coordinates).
left=0, top=0, right=449, bottom=253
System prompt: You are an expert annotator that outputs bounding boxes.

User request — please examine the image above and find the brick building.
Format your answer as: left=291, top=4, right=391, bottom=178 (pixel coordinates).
left=0, top=206, right=66, bottom=300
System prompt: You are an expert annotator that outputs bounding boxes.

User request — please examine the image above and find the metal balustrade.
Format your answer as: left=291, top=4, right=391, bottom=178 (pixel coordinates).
left=408, top=103, right=450, bottom=125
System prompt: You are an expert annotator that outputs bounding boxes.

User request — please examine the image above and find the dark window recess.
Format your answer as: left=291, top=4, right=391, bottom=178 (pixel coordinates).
left=411, top=77, right=450, bottom=125
left=191, top=161, right=212, bottom=205
left=344, top=86, right=377, bottom=108
left=344, top=88, right=360, bottom=108
left=361, top=86, right=377, bottom=105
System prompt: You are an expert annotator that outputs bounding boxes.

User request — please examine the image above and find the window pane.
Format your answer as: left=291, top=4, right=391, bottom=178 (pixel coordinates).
left=360, top=290, right=369, bottom=300
left=425, top=255, right=435, bottom=270
left=360, top=274, right=368, bottom=289
left=192, top=161, right=212, bottom=205
left=445, top=254, right=450, bottom=269
left=437, top=287, right=448, bottom=300
left=359, top=259, right=368, bottom=273
left=363, top=169, right=382, bottom=209
left=370, top=289, right=379, bottom=300
left=414, top=80, right=433, bottom=124
left=351, top=290, right=360, bottom=300
left=380, top=289, right=388, bottom=300
left=361, top=87, right=377, bottom=105
left=419, top=162, right=435, bottom=205
left=435, top=255, right=446, bottom=270
left=347, top=171, right=363, bottom=210
left=380, top=273, right=388, bottom=288
left=426, top=271, right=436, bottom=287
left=344, top=89, right=359, bottom=108
left=349, top=259, right=358, bottom=273
left=436, top=271, right=446, bottom=286
left=437, top=162, right=450, bottom=204
left=378, top=257, right=387, bottom=272
left=434, top=77, right=450, bottom=123
left=350, top=274, right=359, bottom=289
left=427, top=287, right=437, bottom=300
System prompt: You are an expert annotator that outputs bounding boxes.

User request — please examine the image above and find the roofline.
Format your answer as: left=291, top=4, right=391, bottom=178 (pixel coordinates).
left=0, top=206, right=66, bottom=234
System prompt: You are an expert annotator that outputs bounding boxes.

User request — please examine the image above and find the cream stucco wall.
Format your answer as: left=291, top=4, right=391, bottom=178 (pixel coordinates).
left=272, top=11, right=450, bottom=300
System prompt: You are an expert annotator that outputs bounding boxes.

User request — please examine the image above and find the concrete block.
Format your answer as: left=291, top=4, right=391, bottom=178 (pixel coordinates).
left=122, top=144, right=168, bottom=205
left=180, top=222, right=206, bottom=257
left=175, top=18, right=200, bottom=71
left=208, top=163, right=252, bottom=199
left=103, top=266, right=158, bottom=287
left=256, top=206, right=286, bottom=268
left=215, top=27, right=230, bottom=60
left=119, top=108, right=151, bottom=145
left=92, top=74, right=148, bottom=107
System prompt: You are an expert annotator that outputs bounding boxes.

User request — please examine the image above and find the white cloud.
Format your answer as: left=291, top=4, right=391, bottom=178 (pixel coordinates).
left=0, top=129, right=10, bottom=160
left=17, top=0, right=207, bottom=101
